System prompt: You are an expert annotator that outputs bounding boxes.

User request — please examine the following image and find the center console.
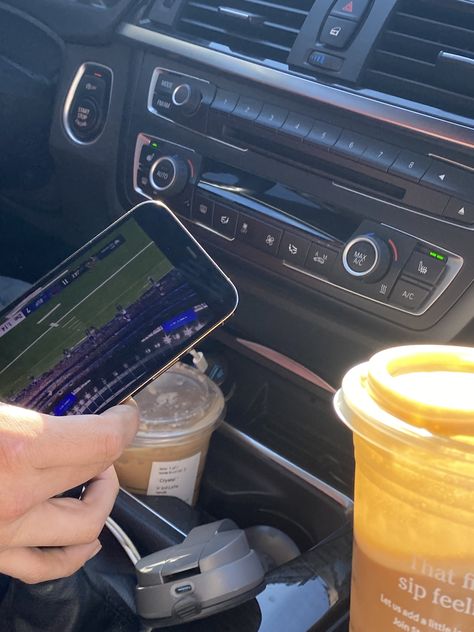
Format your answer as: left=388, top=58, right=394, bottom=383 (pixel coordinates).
left=117, top=50, right=473, bottom=334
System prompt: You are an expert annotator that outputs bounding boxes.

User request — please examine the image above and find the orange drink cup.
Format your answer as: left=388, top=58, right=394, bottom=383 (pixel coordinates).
left=334, top=346, right=474, bottom=632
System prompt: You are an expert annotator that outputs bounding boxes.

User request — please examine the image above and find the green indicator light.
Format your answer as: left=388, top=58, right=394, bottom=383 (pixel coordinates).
left=151, top=142, right=158, bottom=148
left=429, top=250, right=446, bottom=261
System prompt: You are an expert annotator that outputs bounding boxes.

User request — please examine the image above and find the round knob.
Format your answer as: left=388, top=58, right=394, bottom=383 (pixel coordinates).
left=149, top=155, right=190, bottom=196
left=342, top=234, right=391, bottom=282
left=171, top=83, right=202, bottom=115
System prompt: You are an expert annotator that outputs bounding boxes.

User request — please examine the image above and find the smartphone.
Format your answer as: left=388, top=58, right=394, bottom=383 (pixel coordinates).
left=0, top=200, right=238, bottom=415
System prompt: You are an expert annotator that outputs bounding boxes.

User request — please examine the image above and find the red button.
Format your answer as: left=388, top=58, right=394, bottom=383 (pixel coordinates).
left=331, top=0, right=370, bottom=21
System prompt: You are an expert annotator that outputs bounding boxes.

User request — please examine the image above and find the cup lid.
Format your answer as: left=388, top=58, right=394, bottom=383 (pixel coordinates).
left=336, top=345, right=474, bottom=447
left=365, top=345, right=474, bottom=435
left=133, top=362, right=225, bottom=442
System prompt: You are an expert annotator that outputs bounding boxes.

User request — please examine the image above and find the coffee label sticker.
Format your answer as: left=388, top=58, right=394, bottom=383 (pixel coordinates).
left=147, top=453, right=201, bottom=504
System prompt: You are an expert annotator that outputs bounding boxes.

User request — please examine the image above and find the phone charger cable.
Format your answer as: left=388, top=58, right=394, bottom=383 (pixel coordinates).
left=105, top=517, right=141, bottom=565
left=189, top=348, right=208, bottom=373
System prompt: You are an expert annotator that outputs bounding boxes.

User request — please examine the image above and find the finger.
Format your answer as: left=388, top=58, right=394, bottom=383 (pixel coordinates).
left=32, top=460, right=121, bottom=505
left=7, top=468, right=119, bottom=548
left=0, top=540, right=102, bottom=584
left=29, top=404, right=139, bottom=469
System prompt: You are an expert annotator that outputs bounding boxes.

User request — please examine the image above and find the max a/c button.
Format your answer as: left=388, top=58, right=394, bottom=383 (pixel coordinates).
left=390, top=279, right=430, bottom=312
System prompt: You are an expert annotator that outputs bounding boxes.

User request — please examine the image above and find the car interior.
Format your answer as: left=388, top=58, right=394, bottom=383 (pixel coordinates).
left=1, top=0, right=474, bottom=630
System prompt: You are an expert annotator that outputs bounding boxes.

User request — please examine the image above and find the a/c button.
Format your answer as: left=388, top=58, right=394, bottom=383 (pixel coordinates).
left=390, top=279, right=430, bottom=312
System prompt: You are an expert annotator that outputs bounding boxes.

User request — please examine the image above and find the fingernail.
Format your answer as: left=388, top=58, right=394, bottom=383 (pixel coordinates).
left=88, top=543, right=102, bottom=561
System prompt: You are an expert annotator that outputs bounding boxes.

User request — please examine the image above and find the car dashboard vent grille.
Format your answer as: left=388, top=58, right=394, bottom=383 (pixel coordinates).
left=175, top=0, right=315, bottom=64
left=363, top=0, right=474, bottom=119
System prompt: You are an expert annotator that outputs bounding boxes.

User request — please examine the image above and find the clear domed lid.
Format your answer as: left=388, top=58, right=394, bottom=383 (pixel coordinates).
left=133, top=363, right=225, bottom=443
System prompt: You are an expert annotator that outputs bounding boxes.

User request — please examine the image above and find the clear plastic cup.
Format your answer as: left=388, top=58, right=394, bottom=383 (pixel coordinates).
left=115, top=362, right=225, bottom=505
left=334, top=345, right=474, bottom=632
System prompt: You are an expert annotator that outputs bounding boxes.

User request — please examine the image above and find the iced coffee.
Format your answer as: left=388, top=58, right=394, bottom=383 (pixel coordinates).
left=115, top=363, right=225, bottom=505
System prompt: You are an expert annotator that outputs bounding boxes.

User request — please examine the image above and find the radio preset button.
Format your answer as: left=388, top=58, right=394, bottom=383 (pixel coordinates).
left=388, top=151, right=431, bottom=183
left=305, top=121, right=342, bottom=150
left=333, top=131, right=368, bottom=161
left=233, top=97, right=263, bottom=121
left=360, top=142, right=399, bottom=172
left=211, top=89, right=239, bottom=113
left=256, top=104, right=289, bottom=130
left=281, top=113, right=314, bottom=139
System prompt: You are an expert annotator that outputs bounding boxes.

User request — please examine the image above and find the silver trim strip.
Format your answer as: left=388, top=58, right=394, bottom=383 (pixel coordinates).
left=428, top=153, right=474, bottom=174
left=219, top=422, right=353, bottom=514
left=63, top=62, right=113, bottom=146
left=118, top=24, right=474, bottom=150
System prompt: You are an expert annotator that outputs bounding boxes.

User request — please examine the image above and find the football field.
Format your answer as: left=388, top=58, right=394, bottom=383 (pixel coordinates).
left=0, top=219, right=173, bottom=399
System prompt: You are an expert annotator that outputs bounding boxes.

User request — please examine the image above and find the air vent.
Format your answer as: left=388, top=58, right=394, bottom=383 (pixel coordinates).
left=176, top=0, right=315, bottom=64
left=363, top=0, right=474, bottom=119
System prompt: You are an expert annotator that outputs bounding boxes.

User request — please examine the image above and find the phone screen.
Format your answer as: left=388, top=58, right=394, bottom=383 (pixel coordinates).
left=0, top=203, right=237, bottom=415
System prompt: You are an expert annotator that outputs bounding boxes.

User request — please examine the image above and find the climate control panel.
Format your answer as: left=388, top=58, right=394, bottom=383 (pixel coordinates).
left=132, top=133, right=463, bottom=319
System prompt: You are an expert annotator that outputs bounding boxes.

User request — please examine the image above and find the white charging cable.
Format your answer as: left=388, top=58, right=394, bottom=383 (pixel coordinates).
left=189, top=348, right=208, bottom=373
left=105, top=517, right=141, bottom=565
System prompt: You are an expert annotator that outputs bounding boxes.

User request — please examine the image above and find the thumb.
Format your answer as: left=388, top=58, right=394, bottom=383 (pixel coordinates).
left=100, top=401, right=140, bottom=448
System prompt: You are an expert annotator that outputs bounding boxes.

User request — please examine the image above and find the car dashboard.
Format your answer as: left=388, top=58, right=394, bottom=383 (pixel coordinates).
left=1, top=0, right=474, bottom=630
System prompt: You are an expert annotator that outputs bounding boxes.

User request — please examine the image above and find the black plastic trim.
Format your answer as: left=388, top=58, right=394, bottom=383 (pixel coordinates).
left=118, top=23, right=474, bottom=150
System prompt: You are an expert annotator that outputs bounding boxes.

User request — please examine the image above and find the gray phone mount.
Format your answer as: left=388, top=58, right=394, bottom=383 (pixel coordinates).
left=135, top=519, right=266, bottom=627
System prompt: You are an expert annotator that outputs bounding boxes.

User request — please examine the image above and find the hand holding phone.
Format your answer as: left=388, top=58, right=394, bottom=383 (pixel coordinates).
left=0, top=200, right=238, bottom=415
left=0, top=401, right=139, bottom=583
